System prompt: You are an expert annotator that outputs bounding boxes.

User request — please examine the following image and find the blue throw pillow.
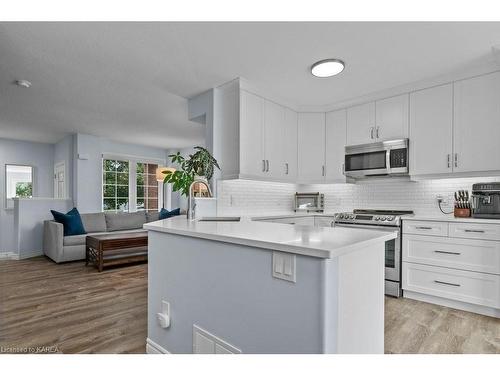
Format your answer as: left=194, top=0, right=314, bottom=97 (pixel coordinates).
left=51, top=207, right=87, bottom=236
left=159, top=208, right=181, bottom=220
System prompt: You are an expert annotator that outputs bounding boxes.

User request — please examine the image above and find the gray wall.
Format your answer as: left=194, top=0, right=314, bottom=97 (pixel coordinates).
left=0, top=138, right=54, bottom=252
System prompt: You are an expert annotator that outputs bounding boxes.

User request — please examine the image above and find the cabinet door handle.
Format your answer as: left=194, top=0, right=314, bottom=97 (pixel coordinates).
left=447, top=154, right=451, bottom=168
left=464, top=229, right=484, bottom=233
left=266, top=160, right=270, bottom=172
left=370, top=127, right=374, bottom=139
left=454, top=153, right=458, bottom=168
left=434, top=280, right=461, bottom=287
left=376, top=126, right=380, bottom=139
left=322, top=165, right=325, bottom=176
left=342, top=163, right=345, bottom=175
left=434, top=250, right=461, bottom=255
left=262, top=160, right=266, bottom=172
left=285, top=163, right=289, bottom=175
left=415, top=226, right=433, bottom=230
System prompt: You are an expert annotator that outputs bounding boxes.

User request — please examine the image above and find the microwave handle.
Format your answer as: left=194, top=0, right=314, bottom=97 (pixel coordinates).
left=386, top=149, right=391, bottom=173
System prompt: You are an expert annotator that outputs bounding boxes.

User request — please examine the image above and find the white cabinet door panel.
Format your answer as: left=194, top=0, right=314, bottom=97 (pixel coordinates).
left=240, top=90, right=265, bottom=177
left=375, top=94, right=409, bottom=141
left=449, top=222, right=500, bottom=241
left=346, top=102, right=375, bottom=146
left=409, top=84, right=453, bottom=176
left=298, top=113, right=326, bottom=182
left=283, top=108, right=298, bottom=181
left=325, top=109, right=347, bottom=182
left=263, top=100, right=285, bottom=179
left=453, top=71, right=500, bottom=173
left=403, top=220, right=449, bottom=237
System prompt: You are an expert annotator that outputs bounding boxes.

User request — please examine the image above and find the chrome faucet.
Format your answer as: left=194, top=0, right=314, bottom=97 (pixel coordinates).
left=187, top=177, right=213, bottom=220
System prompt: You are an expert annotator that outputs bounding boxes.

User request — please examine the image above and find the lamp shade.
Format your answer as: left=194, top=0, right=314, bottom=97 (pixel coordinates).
left=156, top=167, right=176, bottom=182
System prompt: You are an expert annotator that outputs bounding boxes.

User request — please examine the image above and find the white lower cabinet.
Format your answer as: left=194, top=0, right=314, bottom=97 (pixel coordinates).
left=403, top=263, right=500, bottom=309
left=402, top=219, right=500, bottom=316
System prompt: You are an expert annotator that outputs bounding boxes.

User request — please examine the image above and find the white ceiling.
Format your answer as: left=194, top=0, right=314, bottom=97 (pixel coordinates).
left=1, top=22, right=500, bottom=148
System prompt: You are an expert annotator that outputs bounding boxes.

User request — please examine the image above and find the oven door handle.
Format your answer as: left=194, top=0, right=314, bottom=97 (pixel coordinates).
left=333, top=223, right=399, bottom=232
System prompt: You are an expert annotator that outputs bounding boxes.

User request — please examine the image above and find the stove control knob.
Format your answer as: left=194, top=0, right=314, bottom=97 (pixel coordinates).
left=387, top=216, right=395, bottom=221
left=349, top=215, right=355, bottom=219
left=380, top=216, right=387, bottom=221
left=374, top=216, right=380, bottom=221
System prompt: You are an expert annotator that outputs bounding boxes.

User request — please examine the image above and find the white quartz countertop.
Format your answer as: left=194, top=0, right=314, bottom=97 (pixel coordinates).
left=403, top=215, right=500, bottom=225
left=144, top=216, right=397, bottom=259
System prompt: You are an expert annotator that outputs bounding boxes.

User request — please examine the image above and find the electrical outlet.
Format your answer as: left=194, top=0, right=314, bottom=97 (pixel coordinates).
left=436, top=195, right=444, bottom=203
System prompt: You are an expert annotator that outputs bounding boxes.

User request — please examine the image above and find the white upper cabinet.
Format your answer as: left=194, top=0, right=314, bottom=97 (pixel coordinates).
left=240, top=90, right=265, bottom=178
left=263, top=100, right=286, bottom=179
left=346, top=102, right=375, bottom=146
left=375, top=94, right=409, bottom=141
left=453, top=71, right=500, bottom=173
left=283, top=108, right=298, bottom=181
left=325, top=109, right=347, bottom=182
left=409, top=84, right=453, bottom=176
left=346, top=94, right=408, bottom=146
left=298, top=113, right=326, bottom=183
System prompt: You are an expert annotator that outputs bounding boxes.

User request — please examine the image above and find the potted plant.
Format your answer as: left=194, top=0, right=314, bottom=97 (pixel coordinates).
left=162, top=146, right=220, bottom=197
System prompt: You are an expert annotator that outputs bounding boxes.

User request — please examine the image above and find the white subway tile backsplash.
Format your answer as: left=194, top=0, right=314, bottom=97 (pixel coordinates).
left=217, top=176, right=500, bottom=217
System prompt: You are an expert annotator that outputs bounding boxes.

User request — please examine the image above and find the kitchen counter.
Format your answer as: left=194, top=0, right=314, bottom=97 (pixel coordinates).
left=145, top=214, right=392, bottom=354
left=403, top=215, right=500, bottom=225
left=144, top=215, right=397, bottom=259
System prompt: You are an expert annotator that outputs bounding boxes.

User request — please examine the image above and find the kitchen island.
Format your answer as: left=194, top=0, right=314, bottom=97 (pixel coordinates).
left=144, top=216, right=397, bottom=354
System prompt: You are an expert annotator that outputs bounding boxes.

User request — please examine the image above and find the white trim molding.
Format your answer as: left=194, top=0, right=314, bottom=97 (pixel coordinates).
left=0, top=252, right=19, bottom=260
left=146, top=338, right=170, bottom=354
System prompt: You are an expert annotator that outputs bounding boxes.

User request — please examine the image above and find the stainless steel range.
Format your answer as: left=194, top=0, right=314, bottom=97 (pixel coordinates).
left=333, top=209, right=414, bottom=297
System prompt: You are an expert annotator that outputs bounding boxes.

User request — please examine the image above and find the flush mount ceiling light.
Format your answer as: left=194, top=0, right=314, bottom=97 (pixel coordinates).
left=15, top=79, right=32, bottom=88
left=310, top=59, right=345, bottom=78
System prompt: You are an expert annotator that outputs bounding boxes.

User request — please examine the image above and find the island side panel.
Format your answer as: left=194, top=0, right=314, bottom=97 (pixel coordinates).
left=335, top=242, right=385, bottom=354
left=147, top=231, right=328, bottom=354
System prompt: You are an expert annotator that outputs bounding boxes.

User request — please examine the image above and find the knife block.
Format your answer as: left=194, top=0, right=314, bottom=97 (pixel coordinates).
left=454, top=208, right=471, bottom=218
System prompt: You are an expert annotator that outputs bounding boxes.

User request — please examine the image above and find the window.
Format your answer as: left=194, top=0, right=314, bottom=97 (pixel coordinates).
left=5, top=165, right=33, bottom=209
left=102, top=159, right=129, bottom=212
left=102, top=158, right=161, bottom=212
left=136, top=162, right=159, bottom=212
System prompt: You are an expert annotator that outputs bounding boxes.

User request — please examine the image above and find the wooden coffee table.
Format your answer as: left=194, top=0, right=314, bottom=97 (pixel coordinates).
left=85, top=232, right=148, bottom=272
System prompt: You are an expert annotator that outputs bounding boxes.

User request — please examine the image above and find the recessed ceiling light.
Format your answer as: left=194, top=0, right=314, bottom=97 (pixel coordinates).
left=311, top=59, right=345, bottom=78
left=15, top=79, right=32, bottom=88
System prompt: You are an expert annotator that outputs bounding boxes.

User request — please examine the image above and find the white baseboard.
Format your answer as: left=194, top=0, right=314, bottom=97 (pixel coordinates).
left=146, top=338, right=170, bottom=354
left=403, top=290, right=500, bottom=318
left=0, top=252, right=19, bottom=260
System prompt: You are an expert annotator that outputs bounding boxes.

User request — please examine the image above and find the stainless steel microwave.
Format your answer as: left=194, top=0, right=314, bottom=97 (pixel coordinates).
left=344, top=139, right=409, bottom=178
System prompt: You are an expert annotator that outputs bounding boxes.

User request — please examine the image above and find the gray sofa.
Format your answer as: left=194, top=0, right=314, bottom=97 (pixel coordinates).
left=43, top=211, right=160, bottom=263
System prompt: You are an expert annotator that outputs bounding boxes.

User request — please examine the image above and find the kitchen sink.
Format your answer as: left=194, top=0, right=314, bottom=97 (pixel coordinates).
left=198, top=216, right=241, bottom=222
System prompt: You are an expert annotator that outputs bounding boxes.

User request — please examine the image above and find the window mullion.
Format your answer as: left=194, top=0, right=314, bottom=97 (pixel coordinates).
left=129, top=161, right=137, bottom=212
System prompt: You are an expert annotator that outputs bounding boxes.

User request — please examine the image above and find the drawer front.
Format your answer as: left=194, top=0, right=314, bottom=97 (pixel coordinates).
left=314, top=216, right=336, bottom=227
left=403, top=220, right=448, bottom=237
left=402, top=262, right=500, bottom=308
left=403, top=234, right=500, bottom=274
left=449, top=222, right=500, bottom=241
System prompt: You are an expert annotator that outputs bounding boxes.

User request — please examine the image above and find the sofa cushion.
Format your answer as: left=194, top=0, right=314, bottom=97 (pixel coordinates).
left=159, top=207, right=181, bottom=220
left=51, top=208, right=86, bottom=236
left=80, top=213, right=107, bottom=233
left=63, top=229, right=147, bottom=246
left=146, top=211, right=160, bottom=222
left=104, top=211, right=147, bottom=232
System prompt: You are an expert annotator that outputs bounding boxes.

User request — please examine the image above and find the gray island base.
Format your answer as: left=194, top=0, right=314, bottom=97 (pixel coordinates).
left=145, top=217, right=397, bottom=354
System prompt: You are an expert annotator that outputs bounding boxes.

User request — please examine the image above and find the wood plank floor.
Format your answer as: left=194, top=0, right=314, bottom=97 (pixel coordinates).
left=1, top=256, right=499, bottom=354
left=0, top=256, right=147, bottom=353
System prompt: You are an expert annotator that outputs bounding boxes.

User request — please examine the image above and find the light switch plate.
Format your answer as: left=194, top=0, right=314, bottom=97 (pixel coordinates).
left=272, top=251, right=296, bottom=282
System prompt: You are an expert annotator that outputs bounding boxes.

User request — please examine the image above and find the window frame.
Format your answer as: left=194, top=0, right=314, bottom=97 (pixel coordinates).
left=5, top=164, right=34, bottom=209
left=101, top=155, right=163, bottom=213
